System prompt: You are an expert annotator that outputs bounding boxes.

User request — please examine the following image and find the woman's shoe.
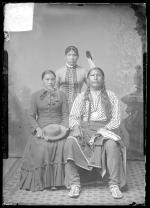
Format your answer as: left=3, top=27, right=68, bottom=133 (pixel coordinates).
left=51, top=186, right=58, bottom=191
left=109, top=185, right=123, bottom=199
left=68, top=185, right=80, bottom=198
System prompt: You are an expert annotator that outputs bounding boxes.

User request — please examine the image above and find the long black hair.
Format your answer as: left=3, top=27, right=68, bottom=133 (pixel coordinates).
left=83, top=67, right=112, bottom=121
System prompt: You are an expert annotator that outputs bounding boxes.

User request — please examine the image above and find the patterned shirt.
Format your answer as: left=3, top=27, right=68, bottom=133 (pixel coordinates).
left=69, top=90, right=121, bottom=130
left=55, top=65, right=87, bottom=111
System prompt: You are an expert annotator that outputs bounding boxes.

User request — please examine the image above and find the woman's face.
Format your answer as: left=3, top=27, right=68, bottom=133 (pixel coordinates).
left=88, top=69, right=104, bottom=90
left=66, top=50, right=79, bottom=66
left=42, top=73, right=56, bottom=90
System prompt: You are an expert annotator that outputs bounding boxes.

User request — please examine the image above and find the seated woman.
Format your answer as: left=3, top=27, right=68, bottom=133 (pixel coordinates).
left=64, top=67, right=127, bottom=199
left=19, top=70, right=69, bottom=192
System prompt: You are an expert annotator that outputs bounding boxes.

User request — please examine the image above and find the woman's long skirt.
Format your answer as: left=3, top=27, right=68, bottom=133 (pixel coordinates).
left=19, top=135, right=66, bottom=191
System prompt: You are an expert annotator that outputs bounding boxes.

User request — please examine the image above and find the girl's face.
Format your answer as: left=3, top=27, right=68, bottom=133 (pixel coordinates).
left=88, top=69, right=104, bottom=90
left=42, top=73, right=56, bottom=90
left=66, top=50, right=79, bottom=66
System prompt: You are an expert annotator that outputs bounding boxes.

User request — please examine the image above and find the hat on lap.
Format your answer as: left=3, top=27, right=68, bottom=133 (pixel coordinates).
left=42, top=124, right=69, bottom=141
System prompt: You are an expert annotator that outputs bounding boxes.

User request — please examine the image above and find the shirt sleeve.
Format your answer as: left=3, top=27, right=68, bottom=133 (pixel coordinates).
left=28, top=93, right=39, bottom=134
left=105, top=91, right=121, bottom=130
left=69, top=93, right=84, bottom=129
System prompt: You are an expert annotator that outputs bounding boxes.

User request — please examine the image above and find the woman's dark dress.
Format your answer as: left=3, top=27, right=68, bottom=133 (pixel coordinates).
left=19, top=89, right=69, bottom=191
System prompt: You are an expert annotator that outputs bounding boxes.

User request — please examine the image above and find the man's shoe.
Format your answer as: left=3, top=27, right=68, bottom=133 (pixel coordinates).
left=68, top=185, right=80, bottom=198
left=109, top=185, right=123, bottom=199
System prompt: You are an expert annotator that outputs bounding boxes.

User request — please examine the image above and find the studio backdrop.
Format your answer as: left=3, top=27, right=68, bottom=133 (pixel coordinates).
left=4, top=3, right=144, bottom=158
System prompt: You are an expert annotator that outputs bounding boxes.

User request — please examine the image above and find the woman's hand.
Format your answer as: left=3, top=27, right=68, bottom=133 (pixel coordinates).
left=35, top=127, right=43, bottom=138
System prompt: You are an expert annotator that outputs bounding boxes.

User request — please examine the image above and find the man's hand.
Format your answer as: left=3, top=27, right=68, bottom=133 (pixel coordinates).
left=97, top=127, right=108, bottom=134
left=71, top=126, right=82, bottom=138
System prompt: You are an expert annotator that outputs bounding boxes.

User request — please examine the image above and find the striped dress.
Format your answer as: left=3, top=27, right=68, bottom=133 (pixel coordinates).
left=56, top=65, right=87, bottom=112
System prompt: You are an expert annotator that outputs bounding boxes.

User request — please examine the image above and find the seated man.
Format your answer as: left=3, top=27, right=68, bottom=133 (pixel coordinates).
left=64, top=67, right=127, bottom=199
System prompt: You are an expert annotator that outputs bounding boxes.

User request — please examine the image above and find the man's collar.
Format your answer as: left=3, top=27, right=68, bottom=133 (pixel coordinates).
left=90, top=89, right=101, bottom=95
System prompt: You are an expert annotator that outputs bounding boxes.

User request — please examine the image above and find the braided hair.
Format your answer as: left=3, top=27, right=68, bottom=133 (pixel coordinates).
left=83, top=67, right=112, bottom=122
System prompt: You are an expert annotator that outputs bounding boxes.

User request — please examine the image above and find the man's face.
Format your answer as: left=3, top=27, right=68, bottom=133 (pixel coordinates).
left=66, top=50, right=79, bottom=66
left=88, top=69, right=103, bottom=90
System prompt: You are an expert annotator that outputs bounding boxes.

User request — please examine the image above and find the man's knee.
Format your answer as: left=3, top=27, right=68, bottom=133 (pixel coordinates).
left=105, top=140, right=121, bottom=164
left=105, top=139, right=118, bottom=151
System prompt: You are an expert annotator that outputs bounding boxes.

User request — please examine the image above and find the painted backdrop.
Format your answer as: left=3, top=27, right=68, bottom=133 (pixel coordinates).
left=5, top=3, right=143, bottom=157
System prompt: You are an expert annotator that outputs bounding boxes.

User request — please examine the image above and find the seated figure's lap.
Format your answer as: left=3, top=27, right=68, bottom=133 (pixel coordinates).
left=105, top=139, right=119, bottom=151
left=64, top=136, right=77, bottom=150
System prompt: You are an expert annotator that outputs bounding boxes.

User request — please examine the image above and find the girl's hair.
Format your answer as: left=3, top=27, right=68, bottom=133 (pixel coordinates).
left=41, top=70, right=56, bottom=80
left=65, top=46, right=79, bottom=56
left=84, top=67, right=112, bottom=121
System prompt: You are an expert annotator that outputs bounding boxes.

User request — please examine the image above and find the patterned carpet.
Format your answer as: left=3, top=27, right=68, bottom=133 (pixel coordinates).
left=3, top=160, right=145, bottom=206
